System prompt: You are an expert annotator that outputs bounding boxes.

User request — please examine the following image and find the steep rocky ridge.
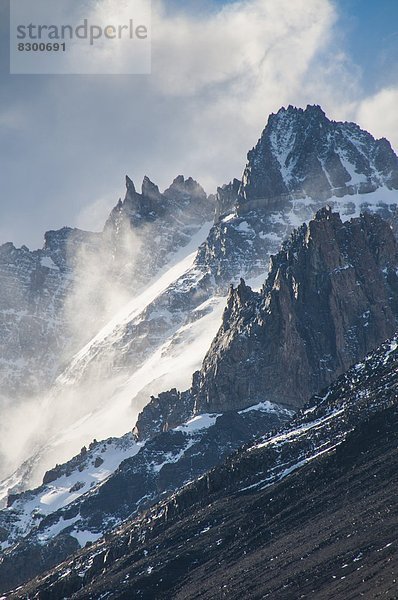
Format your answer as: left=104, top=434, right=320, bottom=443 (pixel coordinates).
left=195, top=208, right=398, bottom=412
left=9, top=334, right=398, bottom=599
left=135, top=208, right=398, bottom=442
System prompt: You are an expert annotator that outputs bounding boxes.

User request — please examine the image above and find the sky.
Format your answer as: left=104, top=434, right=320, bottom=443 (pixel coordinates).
left=0, top=0, right=398, bottom=248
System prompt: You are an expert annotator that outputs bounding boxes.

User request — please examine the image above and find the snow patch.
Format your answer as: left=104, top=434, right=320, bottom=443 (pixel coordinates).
left=40, top=256, right=59, bottom=270
left=175, top=413, right=219, bottom=433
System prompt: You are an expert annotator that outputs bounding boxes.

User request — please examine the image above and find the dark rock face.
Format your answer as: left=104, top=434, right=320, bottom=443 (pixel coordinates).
left=195, top=209, right=398, bottom=412
left=132, top=389, right=194, bottom=441
left=133, top=208, right=398, bottom=440
left=43, top=227, right=103, bottom=270
left=12, top=336, right=398, bottom=600
left=0, top=535, right=80, bottom=597
left=214, top=178, right=240, bottom=222
left=0, top=235, right=80, bottom=398
left=239, top=104, right=398, bottom=210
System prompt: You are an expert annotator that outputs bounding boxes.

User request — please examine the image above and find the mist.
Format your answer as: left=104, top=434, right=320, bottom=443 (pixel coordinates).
left=0, top=176, right=220, bottom=495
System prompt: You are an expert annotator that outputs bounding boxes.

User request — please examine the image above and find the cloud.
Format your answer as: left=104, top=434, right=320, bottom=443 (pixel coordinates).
left=142, top=0, right=340, bottom=192
left=153, top=0, right=335, bottom=96
left=355, top=87, right=398, bottom=152
left=0, top=0, right=391, bottom=248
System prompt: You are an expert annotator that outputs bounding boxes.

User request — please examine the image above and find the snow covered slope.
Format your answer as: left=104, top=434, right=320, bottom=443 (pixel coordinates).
left=0, top=223, right=226, bottom=497
left=0, top=434, right=141, bottom=550
left=3, top=104, right=398, bottom=507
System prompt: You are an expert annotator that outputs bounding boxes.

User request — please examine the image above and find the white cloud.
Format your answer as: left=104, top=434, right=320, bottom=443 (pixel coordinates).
left=138, top=0, right=340, bottom=191
left=72, top=0, right=341, bottom=201
left=355, top=87, right=398, bottom=152
left=153, top=0, right=335, bottom=97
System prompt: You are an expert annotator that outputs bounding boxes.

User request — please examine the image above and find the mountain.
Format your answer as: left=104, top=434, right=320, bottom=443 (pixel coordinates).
left=2, top=104, right=398, bottom=594
left=9, top=334, right=398, bottom=599
left=0, top=175, right=212, bottom=404
left=0, top=175, right=214, bottom=484
left=238, top=104, right=398, bottom=209
left=195, top=207, right=398, bottom=412
left=104, top=174, right=213, bottom=286
left=2, top=104, right=398, bottom=538
left=0, top=402, right=292, bottom=592
left=135, top=207, right=398, bottom=437
left=0, top=229, right=99, bottom=400
left=1, top=207, right=398, bottom=591
left=3, top=104, right=397, bottom=403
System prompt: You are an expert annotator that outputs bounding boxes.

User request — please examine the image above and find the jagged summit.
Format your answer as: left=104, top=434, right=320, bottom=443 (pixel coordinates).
left=106, top=173, right=210, bottom=228
left=195, top=209, right=398, bottom=413
left=117, top=174, right=166, bottom=222
left=141, top=175, right=161, bottom=198
left=271, top=103, right=326, bottom=120
left=125, top=174, right=135, bottom=193
left=163, top=174, right=208, bottom=205
left=238, top=104, right=398, bottom=211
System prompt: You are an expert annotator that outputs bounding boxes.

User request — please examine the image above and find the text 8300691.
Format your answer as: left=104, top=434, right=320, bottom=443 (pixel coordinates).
left=17, top=43, right=66, bottom=52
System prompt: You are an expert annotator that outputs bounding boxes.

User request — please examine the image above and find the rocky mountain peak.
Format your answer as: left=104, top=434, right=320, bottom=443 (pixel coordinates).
left=125, top=174, right=136, bottom=194
left=119, top=175, right=166, bottom=222
left=163, top=174, right=207, bottom=206
left=141, top=175, right=164, bottom=206
left=106, top=174, right=210, bottom=232
left=238, top=104, right=398, bottom=212
left=141, top=175, right=162, bottom=200
left=222, top=278, right=258, bottom=328
left=194, top=210, right=398, bottom=413
left=270, top=103, right=326, bottom=124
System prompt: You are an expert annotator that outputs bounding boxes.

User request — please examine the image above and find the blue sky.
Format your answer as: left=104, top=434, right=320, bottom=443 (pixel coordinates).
left=0, top=0, right=397, bottom=247
left=335, top=0, right=398, bottom=91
